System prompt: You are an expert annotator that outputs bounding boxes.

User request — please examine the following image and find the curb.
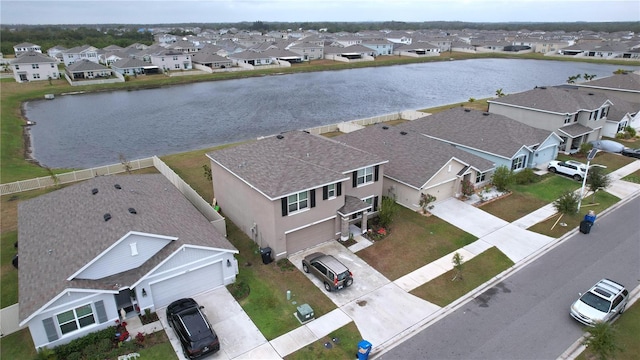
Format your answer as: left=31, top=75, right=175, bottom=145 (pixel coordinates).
left=371, top=190, right=640, bottom=359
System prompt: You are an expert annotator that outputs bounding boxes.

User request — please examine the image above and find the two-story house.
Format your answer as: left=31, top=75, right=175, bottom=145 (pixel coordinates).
left=206, top=131, right=387, bottom=259
left=18, top=175, right=238, bottom=350
left=13, top=42, right=42, bottom=56
left=10, top=51, right=59, bottom=83
left=62, top=45, right=100, bottom=66
left=149, top=50, right=192, bottom=71
left=287, top=42, right=324, bottom=61
left=488, top=86, right=612, bottom=154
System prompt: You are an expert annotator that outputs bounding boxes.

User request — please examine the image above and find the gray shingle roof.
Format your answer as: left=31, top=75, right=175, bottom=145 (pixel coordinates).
left=398, top=108, right=555, bottom=158
left=577, top=72, right=640, bottom=92
left=335, top=124, right=494, bottom=189
left=11, top=51, right=56, bottom=64
left=18, top=174, right=237, bottom=322
left=207, top=131, right=386, bottom=199
left=488, top=86, right=611, bottom=114
left=111, top=57, right=150, bottom=69
left=66, top=59, right=109, bottom=71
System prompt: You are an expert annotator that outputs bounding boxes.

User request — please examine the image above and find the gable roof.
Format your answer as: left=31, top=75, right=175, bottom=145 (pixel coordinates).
left=207, top=130, right=387, bottom=199
left=487, top=86, right=612, bottom=114
left=398, top=108, right=556, bottom=159
left=18, top=174, right=237, bottom=322
left=66, top=59, right=109, bottom=71
left=575, top=72, right=640, bottom=93
left=11, top=51, right=56, bottom=64
left=335, top=124, right=494, bottom=189
left=111, top=57, right=150, bottom=69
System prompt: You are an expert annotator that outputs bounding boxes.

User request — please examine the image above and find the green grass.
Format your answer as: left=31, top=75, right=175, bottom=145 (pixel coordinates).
left=1, top=231, right=19, bottom=308
left=284, top=322, right=362, bottom=360
left=480, top=191, right=548, bottom=222
left=511, top=174, right=581, bottom=203
left=357, top=207, right=478, bottom=280
left=622, top=169, right=640, bottom=184
left=576, top=301, right=640, bottom=360
left=0, top=328, right=37, bottom=359
left=409, top=247, right=514, bottom=306
left=136, top=342, right=178, bottom=359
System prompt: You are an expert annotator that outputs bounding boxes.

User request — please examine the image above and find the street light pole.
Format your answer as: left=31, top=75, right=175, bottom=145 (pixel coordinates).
left=577, top=148, right=599, bottom=212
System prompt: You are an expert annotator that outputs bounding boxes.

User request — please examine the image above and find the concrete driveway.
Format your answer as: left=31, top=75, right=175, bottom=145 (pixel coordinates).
left=288, top=241, right=391, bottom=307
left=429, top=197, right=509, bottom=238
left=158, top=287, right=280, bottom=360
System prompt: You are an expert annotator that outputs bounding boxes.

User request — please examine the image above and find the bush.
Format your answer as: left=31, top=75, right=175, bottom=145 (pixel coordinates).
left=553, top=191, right=580, bottom=215
left=377, top=196, right=399, bottom=228
left=514, top=168, right=539, bottom=185
left=53, top=327, right=116, bottom=359
left=579, top=142, right=593, bottom=156
left=491, top=165, right=514, bottom=192
left=461, top=179, right=475, bottom=197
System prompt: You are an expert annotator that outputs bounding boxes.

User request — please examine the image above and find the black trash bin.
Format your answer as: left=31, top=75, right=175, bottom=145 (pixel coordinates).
left=579, top=220, right=593, bottom=234
left=260, top=247, right=273, bottom=264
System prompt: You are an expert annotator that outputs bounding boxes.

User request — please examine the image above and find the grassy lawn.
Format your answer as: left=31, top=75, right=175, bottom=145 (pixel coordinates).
left=357, top=207, right=477, bottom=281
left=479, top=191, right=548, bottom=222
left=527, top=191, right=620, bottom=238
left=557, top=151, right=635, bottom=173
left=576, top=301, right=640, bottom=360
left=622, top=169, right=640, bottom=184
left=410, top=247, right=514, bottom=307
left=512, top=174, right=581, bottom=203
left=0, top=329, right=37, bottom=359
left=284, top=322, right=362, bottom=360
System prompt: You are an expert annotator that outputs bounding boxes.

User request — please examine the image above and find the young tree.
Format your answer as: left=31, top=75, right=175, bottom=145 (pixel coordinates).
left=587, top=167, right=611, bottom=202
left=491, top=165, right=514, bottom=192
left=119, top=153, right=132, bottom=174
left=451, top=252, right=464, bottom=281
left=495, top=88, right=505, bottom=97
left=418, top=193, right=436, bottom=213
left=377, top=196, right=399, bottom=229
left=553, top=191, right=580, bottom=215
left=582, top=321, right=622, bottom=360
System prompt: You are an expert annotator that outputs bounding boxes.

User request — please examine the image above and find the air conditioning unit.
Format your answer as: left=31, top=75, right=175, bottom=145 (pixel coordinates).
left=295, top=303, right=314, bottom=323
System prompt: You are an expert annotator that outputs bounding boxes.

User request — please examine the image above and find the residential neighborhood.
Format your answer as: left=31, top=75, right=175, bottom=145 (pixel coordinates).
left=1, top=20, right=640, bottom=360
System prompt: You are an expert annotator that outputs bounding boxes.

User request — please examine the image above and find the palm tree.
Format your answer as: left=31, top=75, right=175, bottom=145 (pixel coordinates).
left=495, top=88, right=505, bottom=97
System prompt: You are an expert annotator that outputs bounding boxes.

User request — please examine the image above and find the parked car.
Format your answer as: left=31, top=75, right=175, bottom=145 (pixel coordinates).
left=570, top=279, right=629, bottom=327
left=302, top=252, right=353, bottom=292
left=589, top=140, right=625, bottom=153
left=621, top=147, right=640, bottom=159
left=166, top=298, right=220, bottom=359
left=547, top=160, right=587, bottom=180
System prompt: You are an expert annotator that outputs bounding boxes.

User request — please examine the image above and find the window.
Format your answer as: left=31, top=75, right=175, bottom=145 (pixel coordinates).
left=32, top=64, right=39, bottom=69
left=15, top=65, right=20, bottom=70
left=327, top=184, right=336, bottom=198
left=564, top=116, right=571, bottom=124
left=511, top=155, right=526, bottom=170
left=476, top=172, right=487, bottom=183
left=288, top=191, right=309, bottom=213
left=174, top=64, right=180, bottom=69
left=33, top=73, right=40, bottom=79
left=173, top=56, right=178, bottom=61
left=356, top=167, right=374, bottom=186
left=50, top=63, right=55, bottom=68
left=57, top=304, right=95, bottom=335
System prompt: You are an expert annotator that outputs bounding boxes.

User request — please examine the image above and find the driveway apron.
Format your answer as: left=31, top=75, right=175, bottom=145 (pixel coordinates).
left=429, top=198, right=509, bottom=238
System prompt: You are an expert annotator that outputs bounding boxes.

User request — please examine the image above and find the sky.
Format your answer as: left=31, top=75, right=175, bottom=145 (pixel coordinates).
left=1, top=0, right=639, bottom=25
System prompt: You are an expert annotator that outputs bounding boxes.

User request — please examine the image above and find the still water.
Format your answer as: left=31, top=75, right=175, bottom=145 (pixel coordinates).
left=25, top=58, right=639, bottom=168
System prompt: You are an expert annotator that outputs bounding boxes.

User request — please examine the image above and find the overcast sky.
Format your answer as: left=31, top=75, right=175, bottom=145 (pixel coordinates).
left=1, top=0, right=639, bottom=25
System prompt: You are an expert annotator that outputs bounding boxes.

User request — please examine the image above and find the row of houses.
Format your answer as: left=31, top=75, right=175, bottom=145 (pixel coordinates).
left=15, top=69, right=639, bottom=350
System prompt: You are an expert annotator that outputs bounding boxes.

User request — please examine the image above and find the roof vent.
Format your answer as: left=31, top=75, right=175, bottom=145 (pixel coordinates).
left=114, top=184, right=122, bottom=189
left=91, top=188, right=99, bottom=195
left=104, top=213, right=112, bottom=222
left=588, top=92, right=594, bottom=95
left=400, top=131, right=407, bottom=135
left=483, top=112, right=490, bottom=116
left=382, top=126, right=389, bottom=130
left=539, top=86, right=547, bottom=89
left=464, top=109, right=471, bottom=112
left=128, top=208, right=137, bottom=214
left=276, top=134, right=284, bottom=139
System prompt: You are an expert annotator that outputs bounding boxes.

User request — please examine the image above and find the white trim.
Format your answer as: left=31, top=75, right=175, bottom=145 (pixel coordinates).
left=147, top=258, right=223, bottom=288
left=284, top=215, right=337, bottom=235
left=19, top=289, right=114, bottom=326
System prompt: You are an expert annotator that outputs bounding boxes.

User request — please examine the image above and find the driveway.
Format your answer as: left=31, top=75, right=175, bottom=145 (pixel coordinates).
left=158, top=287, right=280, bottom=360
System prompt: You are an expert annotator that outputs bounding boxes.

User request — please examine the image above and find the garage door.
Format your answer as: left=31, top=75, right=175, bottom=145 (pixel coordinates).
left=286, top=219, right=335, bottom=255
left=150, top=262, right=223, bottom=309
left=424, top=180, right=456, bottom=202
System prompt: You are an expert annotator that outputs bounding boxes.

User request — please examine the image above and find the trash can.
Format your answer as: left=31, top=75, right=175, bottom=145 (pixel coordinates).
left=357, top=339, right=372, bottom=360
left=584, top=210, right=596, bottom=224
left=260, top=247, right=272, bottom=264
left=579, top=220, right=593, bottom=234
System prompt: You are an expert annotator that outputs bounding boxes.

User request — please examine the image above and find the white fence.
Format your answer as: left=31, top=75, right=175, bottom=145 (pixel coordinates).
left=306, top=110, right=428, bottom=135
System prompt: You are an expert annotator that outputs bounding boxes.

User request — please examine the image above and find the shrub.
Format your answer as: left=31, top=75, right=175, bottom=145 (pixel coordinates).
left=377, top=196, right=399, bottom=228
left=491, top=165, right=514, bottom=192
left=579, top=142, right=593, bottom=156
left=514, top=168, right=538, bottom=185
left=624, top=126, right=636, bottom=138
left=461, top=179, right=475, bottom=197
left=553, top=191, right=580, bottom=215
left=97, top=338, right=113, bottom=352
left=418, top=193, right=437, bottom=212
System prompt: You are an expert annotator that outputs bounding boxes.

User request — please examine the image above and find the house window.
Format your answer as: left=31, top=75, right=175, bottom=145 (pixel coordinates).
left=511, top=155, right=526, bottom=171
left=50, top=63, right=55, bottom=68
left=57, top=304, right=95, bottom=335
left=327, top=183, right=336, bottom=198
left=357, top=167, right=374, bottom=186
left=564, top=116, right=571, bottom=124
left=32, top=64, right=39, bottom=69
left=15, top=65, right=19, bottom=70
left=174, top=64, right=180, bottom=69
left=173, top=56, right=178, bottom=61
left=476, top=172, right=487, bottom=183
left=87, top=71, right=94, bottom=77
left=288, top=191, right=309, bottom=213
left=33, top=74, right=40, bottom=79
left=600, top=107, right=608, bottom=119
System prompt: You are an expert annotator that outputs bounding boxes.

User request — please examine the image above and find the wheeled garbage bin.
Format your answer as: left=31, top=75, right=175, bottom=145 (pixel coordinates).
left=357, top=339, right=372, bottom=360
left=260, top=247, right=273, bottom=264
left=579, top=220, right=593, bottom=234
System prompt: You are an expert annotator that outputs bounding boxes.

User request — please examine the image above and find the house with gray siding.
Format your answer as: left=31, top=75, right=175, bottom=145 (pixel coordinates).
left=10, top=51, right=59, bottom=83
left=206, top=131, right=387, bottom=259
left=335, top=124, right=494, bottom=211
left=18, top=175, right=238, bottom=350
left=488, top=86, right=612, bottom=154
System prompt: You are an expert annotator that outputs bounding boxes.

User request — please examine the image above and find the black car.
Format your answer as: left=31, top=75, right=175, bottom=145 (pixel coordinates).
left=166, top=298, right=220, bottom=359
left=621, top=147, right=640, bottom=159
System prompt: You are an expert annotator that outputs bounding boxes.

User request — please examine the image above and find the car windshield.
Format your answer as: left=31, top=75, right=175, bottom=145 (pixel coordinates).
left=336, top=271, right=350, bottom=281
left=580, top=292, right=612, bottom=313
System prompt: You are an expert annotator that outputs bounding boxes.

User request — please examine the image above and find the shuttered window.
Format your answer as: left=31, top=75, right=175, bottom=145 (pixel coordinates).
left=56, top=304, right=96, bottom=335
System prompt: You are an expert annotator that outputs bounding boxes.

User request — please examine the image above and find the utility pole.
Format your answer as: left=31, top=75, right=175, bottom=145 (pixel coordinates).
left=577, top=148, right=598, bottom=212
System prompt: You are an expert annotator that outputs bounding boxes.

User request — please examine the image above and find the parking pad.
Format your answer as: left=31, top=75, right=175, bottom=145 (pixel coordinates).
left=288, top=241, right=391, bottom=307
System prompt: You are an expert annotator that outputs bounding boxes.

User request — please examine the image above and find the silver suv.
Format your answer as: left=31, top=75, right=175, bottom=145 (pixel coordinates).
left=302, top=252, right=353, bottom=292
left=570, top=278, right=629, bottom=326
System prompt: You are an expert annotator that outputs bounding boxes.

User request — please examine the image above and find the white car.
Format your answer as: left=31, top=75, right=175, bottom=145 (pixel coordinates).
left=570, top=279, right=629, bottom=327
left=547, top=160, right=587, bottom=180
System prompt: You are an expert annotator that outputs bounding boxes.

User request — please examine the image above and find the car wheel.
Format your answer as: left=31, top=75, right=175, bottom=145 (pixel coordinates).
left=573, top=174, right=582, bottom=181
left=302, top=263, right=309, bottom=273
left=548, top=167, right=557, bottom=173
left=324, top=282, right=332, bottom=292
left=345, top=278, right=353, bottom=287
left=619, top=304, right=626, bottom=314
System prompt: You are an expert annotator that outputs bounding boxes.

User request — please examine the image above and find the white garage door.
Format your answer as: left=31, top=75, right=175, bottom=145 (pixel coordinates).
left=424, top=180, right=456, bottom=202
left=151, top=262, right=223, bottom=309
left=286, top=219, right=335, bottom=255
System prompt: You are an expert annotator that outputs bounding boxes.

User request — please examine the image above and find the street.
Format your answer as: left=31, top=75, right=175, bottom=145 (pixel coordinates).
left=379, top=196, right=640, bottom=360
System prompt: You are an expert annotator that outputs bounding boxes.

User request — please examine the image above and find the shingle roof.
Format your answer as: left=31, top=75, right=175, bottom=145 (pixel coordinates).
left=335, top=124, right=494, bottom=189
left=11, top=51, right=56, bottom=64
left=18, top=174, right=237, bottom=322
left=488, top=86, right=612, bottom=114
left=576, top=72, right=640, bottom=92
left=111, top=57, right=150, bottom=69
left=66, top=59, right=109, bottom=71
left=207, top=131, right=386, bottom=199
left=398, top=108, right=555, bottom=158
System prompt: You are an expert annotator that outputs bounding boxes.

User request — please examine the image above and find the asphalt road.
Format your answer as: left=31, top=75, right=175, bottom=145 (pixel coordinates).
left=379, top=195, right=640, bottom=360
